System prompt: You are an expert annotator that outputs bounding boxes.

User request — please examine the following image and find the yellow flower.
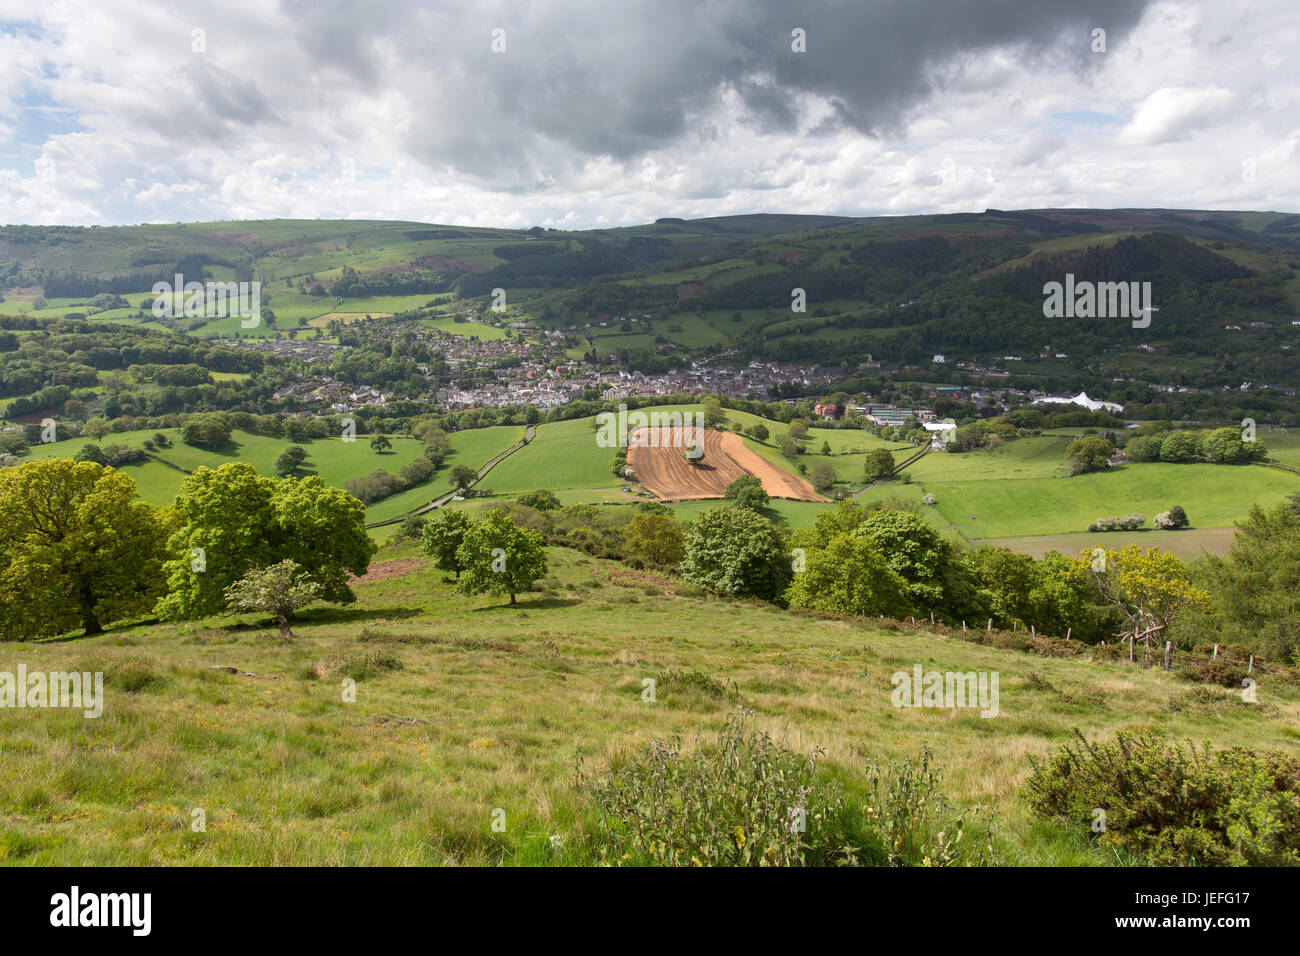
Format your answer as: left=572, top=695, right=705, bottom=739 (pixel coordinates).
left=733, top=826, right=746, bottom=849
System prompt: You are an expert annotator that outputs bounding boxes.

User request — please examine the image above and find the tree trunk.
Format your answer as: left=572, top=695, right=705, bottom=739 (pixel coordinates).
left=509, top=592, right=516, bottom=605
left=82, top=613, right=103, bottom=635
left=277, top=611, right=295, bottom=640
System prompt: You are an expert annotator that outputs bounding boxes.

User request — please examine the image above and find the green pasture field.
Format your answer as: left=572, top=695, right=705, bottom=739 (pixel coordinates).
left=482, top=417, right=623, bottom=496
left=921, top=462, right=1300, bottom=540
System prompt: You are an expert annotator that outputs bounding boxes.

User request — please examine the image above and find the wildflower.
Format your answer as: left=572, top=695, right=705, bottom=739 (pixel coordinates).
left=733, top=826, right=746, bottom=850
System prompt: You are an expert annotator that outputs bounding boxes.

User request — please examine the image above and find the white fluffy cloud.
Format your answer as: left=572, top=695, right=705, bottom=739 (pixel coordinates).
left=0, top=0, right=1294, bottom=227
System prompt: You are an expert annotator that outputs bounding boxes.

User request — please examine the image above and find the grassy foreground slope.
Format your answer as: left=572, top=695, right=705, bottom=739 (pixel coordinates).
left=2, top=541, right=1296, bottom=866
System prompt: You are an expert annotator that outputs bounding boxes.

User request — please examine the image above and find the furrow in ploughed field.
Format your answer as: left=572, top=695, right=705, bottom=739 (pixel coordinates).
left=627, top=426, right=826, bottom=502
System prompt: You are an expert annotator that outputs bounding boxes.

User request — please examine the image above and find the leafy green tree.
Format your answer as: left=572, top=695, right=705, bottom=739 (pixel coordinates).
left=725, top=474, right=769, bottom=511
left=1201, top=427, right=1265, bottom=464
left=785, top=530, right=911, bottom=618
left=1066, top=436, right=1113, bottom=474
left=455, top=509, right=548, bottom=605
left=0, top=459, right=168, bottom=638
left=858, top=510, right=954, bottom=613
left=223, top=559, right=322, bottom=639
left=809, top=463, right=836, bottom=494
left=419, top=509, right=472, bottom=578
left=1196, top=502, right=1300, bottom=661
left=968, top=546, right=1038, bottom=628
left=370, top=433, right=393, bottom=453
left=744, top=423, right=769, bottom=443
left=624, top=513, right=685, bottom=567
left=863, top=448, right=894, bottom=481
left=517, top=488, right=561, bottom=511
left=274, top=444, right=309, bottom=476
left=74, top=443, right=107, bottom=465
left=1157, top=431, right=1200, bottom=463
left=680, top=506, right=791, bottom=602
left=702, top=396, right=725, bottom=428
left=449, top=464, right=479, bottom=491
left=157, top=462, right=376, bottom=621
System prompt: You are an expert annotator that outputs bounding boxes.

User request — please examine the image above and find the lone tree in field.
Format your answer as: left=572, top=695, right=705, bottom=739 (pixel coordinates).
left=274, top=444, right=310, bottom=476
left=684, top=443, right=705, bottom=466
left=0, top=459, right=168, bottom=639
left=223, top=560, right=322, bottom=639
left=1066, top=436, right=1114, bottom=475
left=863, top=448, right=895, bottom=482
left=810, top=463, right=837, bottom=494
left=419, top=508, right=472, bottom=579
left=370, top=433, right=393, bottom=453
left=449, top=464, right=479, bottom=492
left=455, top=509, right=548, bottom=605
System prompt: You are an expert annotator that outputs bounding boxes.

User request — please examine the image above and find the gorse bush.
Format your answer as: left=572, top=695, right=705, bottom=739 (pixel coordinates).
left=1024, top=728, right=1300, bottom=866
left=579, top=710, right=994, bottom=867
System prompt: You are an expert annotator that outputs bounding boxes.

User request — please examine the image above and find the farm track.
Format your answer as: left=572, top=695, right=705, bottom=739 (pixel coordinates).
left=628, top=426, right=825, bottom=502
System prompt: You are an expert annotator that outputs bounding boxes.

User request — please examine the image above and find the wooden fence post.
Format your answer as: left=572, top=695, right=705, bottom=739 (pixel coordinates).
left=1213, top=644, right=1218, bottom=660
left=1248, top=655, right=1254, bottom=673
left=987, top=618, right=993, bottom=631
left=962, top=621, right=967, bottom=633
left=1066, top=627, right=1072, bottom=640
left=930, top=612, right=935, bottom=625
left=1031, top=625, right=1036, bottom=639
left=1129, top=633, right=1134, bottom=662
left=1164, top=641, right=1171, bottom=671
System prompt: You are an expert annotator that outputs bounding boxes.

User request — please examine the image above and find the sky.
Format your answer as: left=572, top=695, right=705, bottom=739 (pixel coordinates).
left=0, top=0, right=1295, bottom=228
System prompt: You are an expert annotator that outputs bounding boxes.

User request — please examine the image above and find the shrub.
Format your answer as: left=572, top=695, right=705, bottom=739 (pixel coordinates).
left=517, top=488, right=561, bottom=511
left=1180, top=658, right=1249, bottom=687
left=580, top=710, right=993, bottom=867
left=1024, top=728, right=1300, bottom=865
left=579, top=710, right=863, bottom=866
left=1154, top=505, right=1189, bottom=530
left=1087, top=513, right=1146, bottom=532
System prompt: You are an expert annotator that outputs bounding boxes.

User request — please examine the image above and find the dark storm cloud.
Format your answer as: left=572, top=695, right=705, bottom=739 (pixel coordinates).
left=272, top=0, right=1151, bottom=178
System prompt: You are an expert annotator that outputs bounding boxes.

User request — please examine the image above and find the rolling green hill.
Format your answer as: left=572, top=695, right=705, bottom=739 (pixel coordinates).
left=2, top=539, right=1295, bottom=865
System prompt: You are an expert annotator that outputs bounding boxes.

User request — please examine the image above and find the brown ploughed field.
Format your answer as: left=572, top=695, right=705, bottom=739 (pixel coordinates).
left=627, top=426, right=826, bottom=502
